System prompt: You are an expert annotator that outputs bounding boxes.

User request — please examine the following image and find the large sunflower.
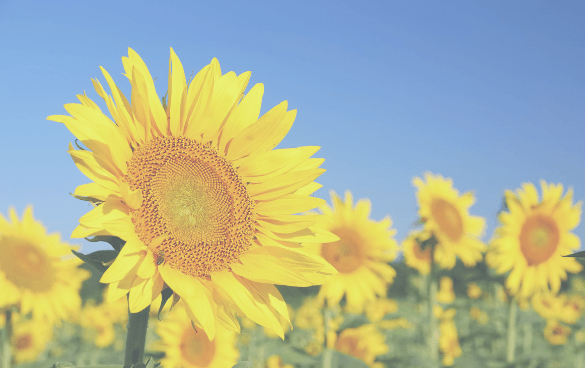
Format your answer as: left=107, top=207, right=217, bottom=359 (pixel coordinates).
left=305, top=191, right=399, bottom=313
left=0, top=206, right=89, bottom=325
left=48, top=48, right=337, bottom=340
left=486, top=181, right=582, bottom=298
left=413, top=173, right=486, bottom=270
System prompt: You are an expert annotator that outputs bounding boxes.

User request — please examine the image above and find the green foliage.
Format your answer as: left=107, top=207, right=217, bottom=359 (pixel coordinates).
left=71, top=250, right=118, bottom=275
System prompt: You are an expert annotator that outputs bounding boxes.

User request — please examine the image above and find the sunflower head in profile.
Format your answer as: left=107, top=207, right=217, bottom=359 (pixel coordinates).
left=333, top=324, right=389, bottom=368
left=413, top=173, right=486, bottom=270
left=486, top=181, right=582, bottom=298
left=304, top=190, right=399, bottom=313
left=151, top=304, right=239, bottom=368
left=48, top=48, right=338, bottom=340
left=402, top=232, right=432, bottom=275
left=0, top=206, right=89, bottom=325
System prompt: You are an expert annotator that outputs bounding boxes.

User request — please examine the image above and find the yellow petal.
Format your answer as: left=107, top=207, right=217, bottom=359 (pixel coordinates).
left=248, top=169, right=325, bottom=201
left=219, top=82, right=263, bottom=154
left=211, top=271, right=282, bottom=338
left=254, top=194, right=325, bottom=216
left=238, top=146, right=320, bottom=180
left=120, top=182, right=143, bottom=210
left=168, top=48, right=187, bottom=136
left=73, top=183, right=119, bottom=202
left=158, top=264, right=216, bottom=340
left=225, top=101, right=288, bottom=160
left=100, top=240, right=145, bottom=283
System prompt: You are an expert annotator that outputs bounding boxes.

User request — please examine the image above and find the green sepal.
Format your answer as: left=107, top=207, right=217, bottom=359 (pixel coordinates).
left=85, top=235, right=126, bottom=252
left=71, top=249, right=119, bottom=274
left=158, top=287, right=174, bottom=321
left=562, top=251, right=585, bottom=258
left=70, top=192, right=103, bottom=204
left=74, top=139, right=87, bottom=151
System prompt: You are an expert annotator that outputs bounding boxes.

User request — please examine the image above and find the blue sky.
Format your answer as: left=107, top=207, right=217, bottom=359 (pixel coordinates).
left=0, top=0, right=583, bottom=259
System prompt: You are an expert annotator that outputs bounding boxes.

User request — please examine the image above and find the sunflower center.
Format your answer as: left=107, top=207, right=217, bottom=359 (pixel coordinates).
left=413, top=241, right=431, bottom=261
left=321, top=228, right=365, bottom=273
left=126, top=136, right=255, bottom=277
left=0, top=236, right=55, bottom=292
left=14, top=334, right=32, bottom=350
left=335, top=335, right=367, bottom=362
left=180, top=328, right=215, bottom=366
left=519, top=215, right=559, bottom=266
left=430, top=198, right=463, bottom=242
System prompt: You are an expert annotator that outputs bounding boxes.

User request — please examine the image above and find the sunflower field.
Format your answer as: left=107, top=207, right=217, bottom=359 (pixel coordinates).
left=1, top=49, right=584, bottom=368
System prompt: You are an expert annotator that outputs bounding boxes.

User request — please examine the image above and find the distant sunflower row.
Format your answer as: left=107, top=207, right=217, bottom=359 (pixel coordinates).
left=0, top=173, right=580, bottom=326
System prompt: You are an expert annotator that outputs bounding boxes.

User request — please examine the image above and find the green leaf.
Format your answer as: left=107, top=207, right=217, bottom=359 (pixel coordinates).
left=85, top=235, right=126, bottom=252
left=231, top=363, right=253, bottom=368
left=72, top=249, right=108, bottom=274
left=50, top=363, right=77, bottom=368
left=87, top=250, right=119, bottom=263
left=327, top=350, right=369, bottom=368
left=158, top=287, right=174, bottom=321
left=563, top=251, right=585, bottom=258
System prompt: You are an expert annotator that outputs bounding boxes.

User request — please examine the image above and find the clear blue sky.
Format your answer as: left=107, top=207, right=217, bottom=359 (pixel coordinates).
left=0, top=1, right=583, bottom=260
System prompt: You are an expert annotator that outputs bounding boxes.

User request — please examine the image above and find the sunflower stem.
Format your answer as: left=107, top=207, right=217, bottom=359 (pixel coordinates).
left=523, top=320, right=532, bottom=355
left=506, top=298, right=517, bottom=364
left=323, top=301, right=333, bottom=368
left=1, top=309, right=12, bottom=368
left=124, top=304, right=150, bottom=368
left=427, top=247, right=439, bottom=365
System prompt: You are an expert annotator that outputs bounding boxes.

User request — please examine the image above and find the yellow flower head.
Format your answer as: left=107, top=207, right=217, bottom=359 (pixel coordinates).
left=307, top=190, right=399, bottom=313
left=79, top=302, right=117, bottom=348
left=436, top=276, right=456, bottom=304
left=439, top=319, right=462, bottom=366
left=487, top=181, right=583, bottom=298
left=11, top=317, right=53, bottom=364
left=48, top=48, right=339, bottom=340
left=544, top=320, right=571, bottom=345
left=334, top=324, right=389, bottom=367
left=365, top=297, right=398, bottom=323
left=413, top=173, right=486, bottom=270
left=0, top=206, right=89, bottom=325
left=466, top=282, right=482, bottom=299
left=266, top=355, right=294, bottom=368
left=469, top=307, right=489, bottom=325
left=402, top=232, right=432, bottom=275
left=152, top=304, right=239, bottom=368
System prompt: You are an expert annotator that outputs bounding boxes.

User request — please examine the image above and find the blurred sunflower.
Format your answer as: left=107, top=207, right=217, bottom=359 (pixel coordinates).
left=486, top=181, right=582, bottom=298
left=543, top=320, right=571, bottom=345
left=438, top=318, right=462, bottom=366
left=11, top=317, right=53, bottom=364
left=152, top=304, right=239, bottom=368
left=402, top=232, right=432, bottom=275
left=49, top=48, right=338, bottom=339
left=0, top=206, right=89, bottom=325
left=466, top=282, right=482, bottom=299
left=413, top=173, right=486, bottom=270
left=436, top=276, right=456, bottom=304
left=333, top=324, right=389, bottom=368
left=306, top=191, right=399, bottom=313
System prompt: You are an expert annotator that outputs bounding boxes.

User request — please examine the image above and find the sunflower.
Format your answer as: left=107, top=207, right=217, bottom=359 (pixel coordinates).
left=438, top=318, right=462, bottom=366
left=333, top=324, right=389, bottom=368
left=48, top=48, right=338, bottom=339
left=436, top=276, right=455, bottom=304
left=306, top=191, right=399, bottom=313
left=151, top=304, right=239, bottom=368
left=543, top=320, right=571, bottom=345
left=486, top=181, right=582, bottom=298
left=0, top=206, right=89, bottom=325
left=402, top=232, right=432, bottom=275
left=11, top=317, right=53, bottom=364
left=413, top=173, right=486, bottom=270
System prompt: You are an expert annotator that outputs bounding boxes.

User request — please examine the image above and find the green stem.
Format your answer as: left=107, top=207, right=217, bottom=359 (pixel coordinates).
left=576, top=330, right=584, bottom=368
left=1, top=310, right=12, bottom=368
left=427, top=246, right=439, bottom=365
left=322, top=300, right=333, bottom=368
left=523, top=320, right=532, bottom=356
left=124, top=305, right=150, bottom=368
left=506, top=298, right=517, bottom=364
